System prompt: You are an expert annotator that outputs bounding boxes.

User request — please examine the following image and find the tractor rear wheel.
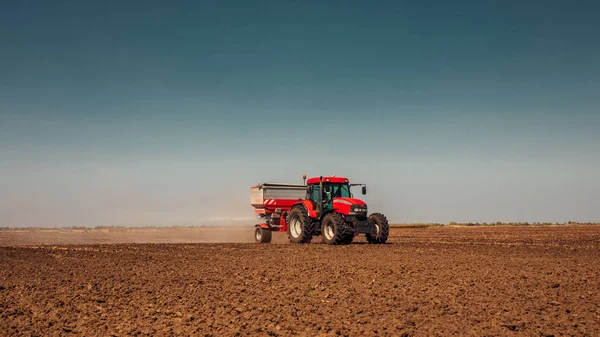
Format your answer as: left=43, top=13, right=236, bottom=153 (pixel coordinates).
left=321, top=213, right=349, bottom=245
left=286, top=205, right=313, bottom=243
left=366, top=212, right=389, bottom=244
left=255, top=227, right=272, bottom=243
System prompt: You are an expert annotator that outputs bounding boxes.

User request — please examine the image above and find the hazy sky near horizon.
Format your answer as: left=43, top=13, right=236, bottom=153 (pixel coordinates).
left=1, top=0, right=599, bottom=226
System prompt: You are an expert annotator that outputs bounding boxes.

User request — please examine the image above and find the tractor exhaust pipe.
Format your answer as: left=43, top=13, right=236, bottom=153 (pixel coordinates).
left=319, top=176, right=323, bottom=220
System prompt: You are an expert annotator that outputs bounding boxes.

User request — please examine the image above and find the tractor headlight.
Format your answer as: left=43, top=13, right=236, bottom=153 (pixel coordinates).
left=351, top=206, right=367, bottom=213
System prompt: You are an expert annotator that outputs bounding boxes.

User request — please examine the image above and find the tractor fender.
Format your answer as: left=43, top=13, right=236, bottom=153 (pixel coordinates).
left=255, top=223, right=271, bottom=229
left=320, top=208, right=337, bottom=219
left=294, top=200, right=318, bottom=218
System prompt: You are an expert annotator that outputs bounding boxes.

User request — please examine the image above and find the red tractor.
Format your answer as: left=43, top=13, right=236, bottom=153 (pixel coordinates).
left=251, top=175, right=389, bottom=245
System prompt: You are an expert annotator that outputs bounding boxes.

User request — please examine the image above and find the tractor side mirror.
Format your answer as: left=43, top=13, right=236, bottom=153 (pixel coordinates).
left=307, top=185, right=313, bottom=194
left=362, top=186, right=367, bottom=195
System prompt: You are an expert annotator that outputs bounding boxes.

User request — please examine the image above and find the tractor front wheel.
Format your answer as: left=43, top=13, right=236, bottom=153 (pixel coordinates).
left=366, top=212, right=389, bottom=244
left=321, top=213, right=350, bottom=245
left=255, top=227, right=272, bottom=243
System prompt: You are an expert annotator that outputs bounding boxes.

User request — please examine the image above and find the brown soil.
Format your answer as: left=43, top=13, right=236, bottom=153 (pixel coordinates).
left=1, top=226, right=599, bottom=336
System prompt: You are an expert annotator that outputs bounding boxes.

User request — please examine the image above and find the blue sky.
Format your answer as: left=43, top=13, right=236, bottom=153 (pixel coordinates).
left=1, top=1, right=599, bottom=226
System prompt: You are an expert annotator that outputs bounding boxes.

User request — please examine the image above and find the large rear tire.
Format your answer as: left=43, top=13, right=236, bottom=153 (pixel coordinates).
left=286, top=205, right=313, bottom=243
left=366, top=212, right=389, bottom=244
left=321, top=213, right=350, bottom=245
left=255, top=227, right=272, bottom=243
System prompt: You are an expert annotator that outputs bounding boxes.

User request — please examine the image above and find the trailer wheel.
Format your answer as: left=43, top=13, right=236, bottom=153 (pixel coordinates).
left=286, top=205, right=313, bottom=244
left=366, top=212, right=389, bottom=244
left=321, top=213, right=349, bottom=245
left=255, top=227, right=272, bottom=243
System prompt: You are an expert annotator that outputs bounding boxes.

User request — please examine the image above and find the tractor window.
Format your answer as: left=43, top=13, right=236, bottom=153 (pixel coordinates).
left=309, top=183, right=350, bottom=203
left=331, top=184, right=351, bottom=198
left=310, top=185, right=320, bottom=202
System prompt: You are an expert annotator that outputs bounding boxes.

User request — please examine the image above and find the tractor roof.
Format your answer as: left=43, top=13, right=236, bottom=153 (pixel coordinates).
left=306, top=176, right=349, bottom=184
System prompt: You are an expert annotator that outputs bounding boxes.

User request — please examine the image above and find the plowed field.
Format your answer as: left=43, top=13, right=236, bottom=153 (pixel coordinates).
left=1, top=226, right=599, bottom=336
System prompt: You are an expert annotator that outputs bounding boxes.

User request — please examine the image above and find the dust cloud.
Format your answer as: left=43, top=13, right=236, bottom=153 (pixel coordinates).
left=0, top=227, right=291, bottom=246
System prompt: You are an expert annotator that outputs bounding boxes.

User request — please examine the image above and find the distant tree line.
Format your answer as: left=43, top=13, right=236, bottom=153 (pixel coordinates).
left=389, top=221, right=600, bottom=227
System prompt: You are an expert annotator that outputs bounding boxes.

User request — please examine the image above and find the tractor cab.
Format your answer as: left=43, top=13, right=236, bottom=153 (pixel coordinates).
left=305, top=176, right=367, bottom=214
left=308, top=181, right=350, bottom=209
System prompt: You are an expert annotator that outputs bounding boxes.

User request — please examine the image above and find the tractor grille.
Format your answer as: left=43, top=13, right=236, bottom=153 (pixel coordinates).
left=355, top=221, right=376, bottom=234
left=346, top=217, right=375, bottom=234
left=346, top=215, right=367, bottom=222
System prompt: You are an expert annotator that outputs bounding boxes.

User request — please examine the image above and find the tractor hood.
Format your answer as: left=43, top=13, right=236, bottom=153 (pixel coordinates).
left=332, top=197, right=367, bottom=215
left=332, top=197, right=366, bottom=206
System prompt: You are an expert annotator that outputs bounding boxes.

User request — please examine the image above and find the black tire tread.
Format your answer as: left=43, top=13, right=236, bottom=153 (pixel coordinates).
left=322, top=213, right=350, bottom=245
left=366, top=212, right=389, bottom=244
left=255, top=227, right=272, bottom=243
left=286, top=205, right=313, bottom=244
